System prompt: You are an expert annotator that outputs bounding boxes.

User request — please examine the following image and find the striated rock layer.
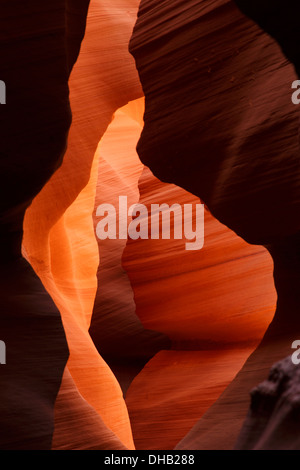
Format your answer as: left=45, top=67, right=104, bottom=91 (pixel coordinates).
left=235, top=355, right=300, bottom=450
left=126, top=348, right=256, bottom=450
left=123, top=163, right=276, bottom=449
left=23, top=0, right=144, bottom=450
left=2, top=0, right=300, bottom=450
left=130, top=0, right=300, bottom=449
left=130, top=0, right=300, bottom=246
left=89, top=100, right=170, bottom=394
left=1, top=0, right=149, bottom=450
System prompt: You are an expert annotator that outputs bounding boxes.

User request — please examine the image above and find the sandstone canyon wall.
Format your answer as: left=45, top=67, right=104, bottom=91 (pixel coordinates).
left=1, top=0, right=300, bottom=451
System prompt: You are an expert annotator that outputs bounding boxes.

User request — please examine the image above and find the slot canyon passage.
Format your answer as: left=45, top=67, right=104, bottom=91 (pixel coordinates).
left=2, top=0, right=300, bottom=451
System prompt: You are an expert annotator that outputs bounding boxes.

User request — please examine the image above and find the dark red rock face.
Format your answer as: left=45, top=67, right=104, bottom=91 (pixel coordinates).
left=0, top=1, right=89, bottom=243
left=234, top=1, right=300, bottom=77
left=129, top=0, right=300, bottom=246
left=129, top=0, right=300, bottom=450
left=0, top=0, right=89, bottom=449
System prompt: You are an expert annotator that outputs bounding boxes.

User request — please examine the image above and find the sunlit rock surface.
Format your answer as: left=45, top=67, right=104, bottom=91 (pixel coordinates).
left=123, top=165, right=275, bottom=449
left=24, top=0, right=144, bottom=450
left=89, top=99, right=171, bottom=394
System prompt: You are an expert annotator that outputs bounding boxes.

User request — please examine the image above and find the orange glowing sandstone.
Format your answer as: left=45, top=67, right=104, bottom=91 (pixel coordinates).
left=23, top=0, right=143, bottom=450
left=22, top=0, right=277, bottom=451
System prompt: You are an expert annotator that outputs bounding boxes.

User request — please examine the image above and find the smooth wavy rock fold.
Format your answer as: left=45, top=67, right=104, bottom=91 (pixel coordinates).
left=89, top=100, right=171, bottom=394
left=23, top=0, right=145, bottom=450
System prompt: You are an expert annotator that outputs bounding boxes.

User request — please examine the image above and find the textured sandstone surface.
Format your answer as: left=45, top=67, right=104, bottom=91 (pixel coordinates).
left=130, top=0, right=300, bottom=246
left=2, top=0, right=300, bottom=451
left=23, top=0, right=145, bottom=450
left=126, top=348, right=255, bottom=450
left=0, top=0, right=90, bottom=449
left=89, top=100, right=171, bottom=394
left=122, top=164, right=275, bottom=449
left=235, top=356, right=300, bottom=450
left=130, top=0, right=300, bottom=450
